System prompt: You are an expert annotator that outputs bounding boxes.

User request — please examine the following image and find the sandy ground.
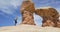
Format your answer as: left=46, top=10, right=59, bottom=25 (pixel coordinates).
left=0, top=24, right=60, bottom=32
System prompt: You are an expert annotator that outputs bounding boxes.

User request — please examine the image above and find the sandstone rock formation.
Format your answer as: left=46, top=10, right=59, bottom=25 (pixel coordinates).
left=35, top=7, right=59, bottom=27
left=42, top=19, right=55, bottom=27
left=20, top=0, right=59, bottom=27
left=20, top=0, right=35, bottom=13
left=20, top=0, right=36, bottom=25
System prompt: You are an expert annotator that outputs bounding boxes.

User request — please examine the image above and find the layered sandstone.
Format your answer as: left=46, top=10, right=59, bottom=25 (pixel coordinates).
left=20, top=0, right=35, bottom=25
left=42, top=19, right=55, bottom=27
left=20, top=0, right=35, bottom=13
left=20, top=0, right=60, bottom=27
left=35, top=7, right=59, bottom=27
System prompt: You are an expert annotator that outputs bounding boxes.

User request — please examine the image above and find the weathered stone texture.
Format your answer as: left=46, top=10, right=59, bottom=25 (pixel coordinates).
left=20, top=0, right=59, bottom=27
left=21, top=11, right=35, bottom=25
left=20, top=0, right=35, bottom=13
left=20, top=0, right=35, bottom=25
left=42, top=19, right=55, bottom=27
left=35, top=8, right=59, bottom=27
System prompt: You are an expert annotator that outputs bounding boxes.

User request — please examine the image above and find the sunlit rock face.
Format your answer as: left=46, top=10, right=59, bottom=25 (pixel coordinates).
left=35, top=7, right=59, bottom=27
left=42, top=19, right=55, bottom=27
left=21, top=11, right=36, bottom=25
left=20, top=0, right=60, bottom=27
left=20, top=0, right=35, bottom=25
left=20, top=0, right=35, bottom=13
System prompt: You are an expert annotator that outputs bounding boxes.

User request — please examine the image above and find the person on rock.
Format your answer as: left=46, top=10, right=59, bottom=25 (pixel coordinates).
left=14, top=16, right=18, bottom=26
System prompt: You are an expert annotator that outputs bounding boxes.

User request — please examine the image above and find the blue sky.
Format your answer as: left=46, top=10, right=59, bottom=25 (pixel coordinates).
left=0, top=0, right=60, bottom=27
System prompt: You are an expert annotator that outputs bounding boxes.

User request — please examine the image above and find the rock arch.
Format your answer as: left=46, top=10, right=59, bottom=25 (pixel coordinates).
left=35, top=7, right=59, bottom=27
left=20, top=0, right=59, bottom=27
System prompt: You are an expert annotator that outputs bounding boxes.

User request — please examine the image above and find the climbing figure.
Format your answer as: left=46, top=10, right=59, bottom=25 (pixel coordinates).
left=14, top=16, right=18, bottom=26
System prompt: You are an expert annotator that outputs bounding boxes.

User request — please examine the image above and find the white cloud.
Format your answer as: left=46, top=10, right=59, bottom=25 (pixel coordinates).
left=0, top=0, right=23, bottom=14
left=0, top=7, right=14, bottom=14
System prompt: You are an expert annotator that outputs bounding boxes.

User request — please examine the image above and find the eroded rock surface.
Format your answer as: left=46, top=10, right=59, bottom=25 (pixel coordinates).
left=20, top=0, right=59, bottom=27
left=20, top=0, right=35, bottom=25
left=21, top=11, right=35, bottom=25
left=42, top=19, right=55, bottom=27
left=35, top=7, right=59, bottom=27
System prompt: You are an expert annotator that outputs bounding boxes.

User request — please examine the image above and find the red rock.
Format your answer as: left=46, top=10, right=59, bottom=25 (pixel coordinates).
left=20, top=0, right=36, bottom=25
left=35, top=7, right=59, bottom=27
